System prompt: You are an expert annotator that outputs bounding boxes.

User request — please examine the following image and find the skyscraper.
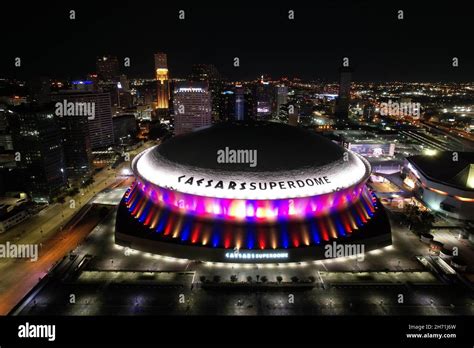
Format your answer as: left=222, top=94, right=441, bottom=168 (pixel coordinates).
left=58, top=111, right=92, bottom=180
left=335, top=67, right=352, bottom=120
left=276, top=85, right=288, bottom=118
left=0, top=107, right=19, bottom=195
left=96, top=56, right=120, bottom=83
left=154, top=52, right=170, bottom=113
left=254, top=77, right=274, bottom=120
left=28, top=77, right=51, bottom=104
left=190, top=64, right=223, bottom=120
left=8, top=104, right=67, bottom=202
left=235, top=85, right=254, bottom=121
left=235, top=85, right=245, bottom=121
left=173, top=82, right=211, bottom=135
left=52, top=91, right=114, bottom=150
left=219, top=89, right=236, bottom=122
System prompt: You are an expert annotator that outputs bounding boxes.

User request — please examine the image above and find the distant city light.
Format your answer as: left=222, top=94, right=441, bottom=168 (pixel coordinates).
left=121, top=168, right=132, bottom=176
left=177, top=87, right=204, bottom=93
left=423, top=149, right=438, bottom=156
left=72, top=80, right=93, bottom=85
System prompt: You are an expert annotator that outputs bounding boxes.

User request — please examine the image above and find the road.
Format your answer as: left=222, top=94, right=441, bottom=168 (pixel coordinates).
left=0, top=141, right=152, bottom=315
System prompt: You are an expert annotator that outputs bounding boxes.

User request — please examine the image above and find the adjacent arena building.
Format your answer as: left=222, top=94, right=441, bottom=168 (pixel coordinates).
left=403, top=152, right=474, bottom=221
left=115, top=122, right=391, bottom=263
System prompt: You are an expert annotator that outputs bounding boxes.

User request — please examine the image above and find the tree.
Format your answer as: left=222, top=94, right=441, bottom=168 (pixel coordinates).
left=261, top=276, right=268, bottom=283
left=230, top=275, right=238, bottom=283
left=213, top=275, right=221, bottom=283
left=291, top=276, right=299, bottom=283
left=246, top=276, right=253, bottom=283
left=276, top=276, right=283, bottom=284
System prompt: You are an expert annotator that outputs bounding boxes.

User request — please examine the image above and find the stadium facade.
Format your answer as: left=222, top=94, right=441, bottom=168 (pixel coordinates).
left=115, top=122, right=391, bottom=263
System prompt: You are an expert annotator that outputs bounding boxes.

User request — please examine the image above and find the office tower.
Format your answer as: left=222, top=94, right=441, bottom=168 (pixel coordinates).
left=51, top=91, right=114, bottom=150
left=173, top=82, right=211, bottom=135
left=154, top=52, right=170, bottom=113
left=0, top=108, right=14, bottom=154
left=219, top=89, right=236, bottom=122
left=118, top=75, right=130, bottom=92
left=112, top=114, right=138, bottom=146
left=96, top=56, right=120, bottom=82
left=58, top=112, right=92, bottom=180
left=235, top=85, right=245, bottom=121
left=97, top=56, right=122, bottom=111
left=335, top=67, right=352, bottom=120
left=254, top=76, right=274, bottom=120
left=0, top=107, right=18, bottom=195
left=190, top=64, right=223, bottom=120
left=8, top=104, right=67, bottom=202
left=276, top=85, right=288, bottom=118
left=28, top=77, right=51, bottom=104
left=234, top=85, right=254, bottom=121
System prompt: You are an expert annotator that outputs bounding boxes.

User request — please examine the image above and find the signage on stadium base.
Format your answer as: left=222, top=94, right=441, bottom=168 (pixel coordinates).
left=225, top=251, right=289, bottom=260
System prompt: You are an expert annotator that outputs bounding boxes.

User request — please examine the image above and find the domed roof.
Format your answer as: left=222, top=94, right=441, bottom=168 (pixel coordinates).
left=133, top=122, right=371, bottom=200
left=157, top=121, right=345, bottom=172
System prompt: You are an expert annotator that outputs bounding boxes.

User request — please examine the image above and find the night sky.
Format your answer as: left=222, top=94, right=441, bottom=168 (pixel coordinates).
left=1, top=0, right=473, bottom=82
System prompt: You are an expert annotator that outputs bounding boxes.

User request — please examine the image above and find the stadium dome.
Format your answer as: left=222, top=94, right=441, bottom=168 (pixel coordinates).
left=115, top=122, right=391, bottom=263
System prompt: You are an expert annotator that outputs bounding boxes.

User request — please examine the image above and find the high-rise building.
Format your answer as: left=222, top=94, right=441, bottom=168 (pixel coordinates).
left=219, top=89, right=236, bottom=122
left=28, top=77, right=51, bottom=104
left=219, top=85, right=254, bottom=122
left=112, top=114, right=138, bottom=146
left=235, top=86, right=245, bottom=121
left=173, top=82, right=211, bottom=135
left=0, top=107, right=19, bottom=195
left=96, top=56, right=120, bottom=83
left=58, top=112, right=92, bottom=180
left=335, top=67, right=352, bottom=120
left=8, top=104, right=67, bottom=202
left=154, top=52, right=170, bottom=113
left=190, top=64, right=223, bottom=120
left=234, top=85, right=254, bottom=121
left=52, top=91, right=114, bottom=150
left=0, top=108, right=14, bottom=154
left=254, top=77, right=274, bottom=120
left=276, top=85, right=288, bottom=118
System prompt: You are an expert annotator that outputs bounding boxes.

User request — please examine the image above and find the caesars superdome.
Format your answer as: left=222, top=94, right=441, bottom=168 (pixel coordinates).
left=116, top=122, right=391, bottom=263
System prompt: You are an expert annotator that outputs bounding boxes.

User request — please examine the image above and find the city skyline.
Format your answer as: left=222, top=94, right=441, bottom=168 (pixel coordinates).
left=0, top=2, right=473, bottom=346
